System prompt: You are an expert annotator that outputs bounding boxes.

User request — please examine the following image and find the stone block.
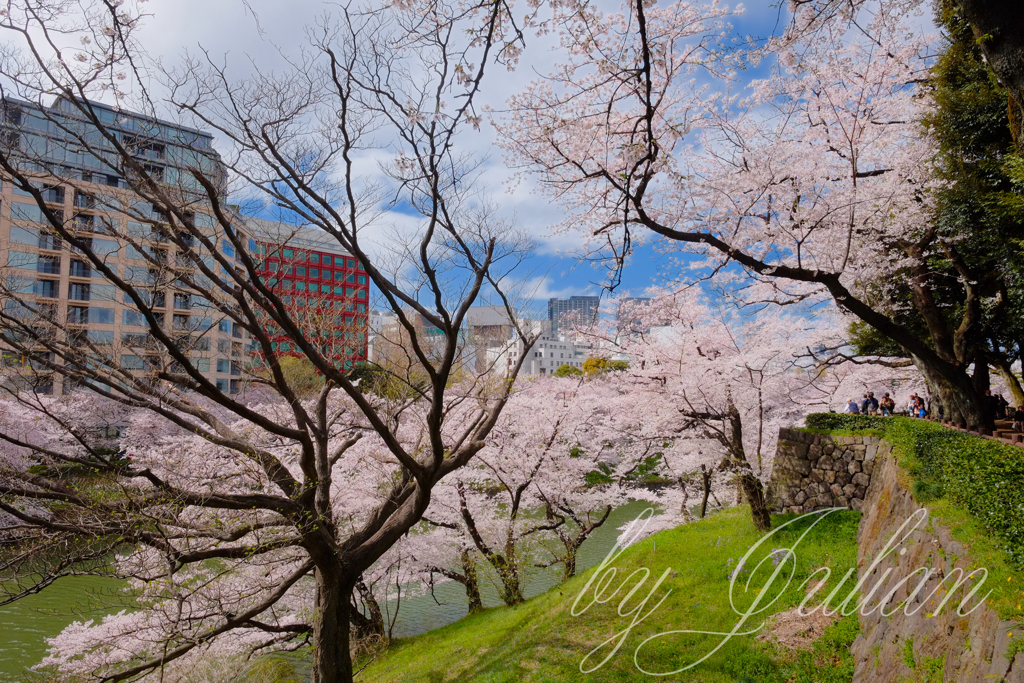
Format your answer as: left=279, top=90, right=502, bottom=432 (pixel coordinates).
left=850, top=498, right=864, bottom=511
left=863, top=460, right=875, bottom=476
left=854, top=485, right=866, bottom=499
left=830, top=483, right=844, bottom=497
left=794, top=491, right=807, bottom=505
left=843, top=483, right=857, bottom=498
left=852, top=472, right=870, bottom=487
left=836, top=471, right=851, bottom=486
left=823, top=443, right=835, bottom=456
left=835, top=495, right=849, bottom=508
left=848, top=460, right=862, bottom=475
left=825, top=470, right=837, bottom=484
left=793, top=459, right=812, bottom=475
left=811, top=469, right=824, bottom=483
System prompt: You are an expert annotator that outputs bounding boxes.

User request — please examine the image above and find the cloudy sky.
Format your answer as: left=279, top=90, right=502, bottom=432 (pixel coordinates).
left=119, top=0, right=927, bottom=316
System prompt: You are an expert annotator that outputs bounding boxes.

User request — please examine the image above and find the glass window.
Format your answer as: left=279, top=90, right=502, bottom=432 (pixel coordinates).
left=218, top=319, right=231, bottom=334
left=87, top=330, right=114, bottom=344
left=7, top=250, right=38, bottom=271
left=269, top=262, right=279, bottom=272
left=309, top=254, right=319, bottom=264
left=123, top=310, right=145, bottom=326
left=90, top=307, right=114, bottom=324
left=334, top=286, right=344, bottom=295
left=334, top=271, right=344, bottom=281
left=347, top=259, right=356, bottom=268
left=295, top=282, right=306, bottom=292
left=121, top=355, right=146, bottom=370
left=322, top=255, right=332, bottom=266
left=310, top=268, right=318, bottom=279
left=9, top=226, right=38, bottom=245
left=216, top=358, right=230, bottom=373
left=357, top=303, right=366, bottom=312
left=283, top=249, right=293, bottom=258
left=280, top=342, right=291, bottom=352
left=68, top=282, right=90, bottom=301
left=346, top=274, right=355, bottom=283
left=89, top=284, right=117, bottom=301
left=296, top=267, right=306, bottom=277
left=358, top=275, right=366, bottom=285
left=193, top=358, right=210, bottom=372
left=346, top=287, right=356, bottom=297
left=215, top=378, right=229, bottom=392
left=36, top=279, right=59, bottom=298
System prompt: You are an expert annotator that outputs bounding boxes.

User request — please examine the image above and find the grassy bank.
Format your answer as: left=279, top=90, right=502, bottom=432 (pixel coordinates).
left=358, top=506, right=861, bottom=683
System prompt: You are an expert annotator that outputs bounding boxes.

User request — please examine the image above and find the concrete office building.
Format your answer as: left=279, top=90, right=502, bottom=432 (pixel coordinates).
left=547, top=295, right=599, bottom=338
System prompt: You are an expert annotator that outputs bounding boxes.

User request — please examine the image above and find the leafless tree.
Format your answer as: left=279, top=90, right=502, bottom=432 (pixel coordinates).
left=0, top=1, right=536, bottom=681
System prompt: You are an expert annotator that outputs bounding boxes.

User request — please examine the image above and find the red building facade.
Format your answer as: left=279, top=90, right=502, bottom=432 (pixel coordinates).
left=253, top=235, right=369, bottom=370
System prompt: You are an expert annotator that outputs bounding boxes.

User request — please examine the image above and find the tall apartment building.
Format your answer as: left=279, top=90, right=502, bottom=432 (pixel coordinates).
left=0, top=97, right=368, bottom=394
left=547, top=295, right=600, bottom=338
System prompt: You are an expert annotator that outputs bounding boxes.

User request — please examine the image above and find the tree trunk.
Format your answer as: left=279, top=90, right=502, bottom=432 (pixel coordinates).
left=911, top=354, right=989, bottom=428
left=996, top=361, right=1024, bottom=408
left=312, top=567, right=354, bottom=683
left=494, top=557, right=524, bottom=606
left=563, top=543, right=578, bottom=581
left=740, top=472, right=772, bottom=531
left=352, top=577, right=386, bottom=640
left=955, top=0, right=1024, bottom=146
left=461, top=550, right=483, bottom=614
left=699, top=465, right=712, bottom=519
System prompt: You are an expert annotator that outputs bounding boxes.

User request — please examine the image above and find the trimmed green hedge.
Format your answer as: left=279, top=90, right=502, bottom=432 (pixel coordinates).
left=803, top=413, right=1024, bottom=569
left=804, top=413, right=889, bottom=431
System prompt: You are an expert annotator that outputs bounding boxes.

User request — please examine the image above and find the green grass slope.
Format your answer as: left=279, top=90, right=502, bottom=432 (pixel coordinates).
left=359, top=506, right=862, bottom=683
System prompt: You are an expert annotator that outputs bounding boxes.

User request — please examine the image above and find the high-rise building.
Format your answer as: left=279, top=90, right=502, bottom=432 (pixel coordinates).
left=547, top=295, right=600, bottom=337
left=616, top=297, right=653, bottom=335
left=0, top=98, right=369, bottom=394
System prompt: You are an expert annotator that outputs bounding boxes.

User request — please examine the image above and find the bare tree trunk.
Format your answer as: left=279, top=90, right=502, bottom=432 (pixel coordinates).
left=313, top=567, right=354, bottom=683
left=461, top=550, right=483, bottom=614
left=995, top=361, right=1024, bottom=408
left=699, top=465, right=712, bottom=519
left=740, top=473, right=772, bottom=531
left=352, top=577, right=386, bottom=640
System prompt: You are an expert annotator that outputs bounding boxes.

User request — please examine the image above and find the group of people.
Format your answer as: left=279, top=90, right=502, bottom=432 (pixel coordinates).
left=842, top=392, right=924, bottom=417
left=843, top=389, right=1022, bottom=423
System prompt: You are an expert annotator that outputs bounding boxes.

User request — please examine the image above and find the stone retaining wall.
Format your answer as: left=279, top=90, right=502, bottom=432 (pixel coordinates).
left=769, top=427, right=889, bottom=513
left=851, top=441, right=1024, bottom=681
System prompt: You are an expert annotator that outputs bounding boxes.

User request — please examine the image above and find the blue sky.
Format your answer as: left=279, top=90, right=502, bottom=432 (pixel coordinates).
left=124, top=0, right=934, bottom=319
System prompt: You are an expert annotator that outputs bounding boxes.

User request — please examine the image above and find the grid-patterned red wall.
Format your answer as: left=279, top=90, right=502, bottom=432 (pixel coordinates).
left=255, top=243, right=369, bottom=368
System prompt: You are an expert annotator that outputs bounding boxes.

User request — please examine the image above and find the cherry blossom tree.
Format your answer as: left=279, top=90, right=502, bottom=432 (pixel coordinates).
left=0, top=1, right=538, bottom=681
left=501, top=0, right=1004, bottom=428
left=574, top=291, right=916, bottom=529
left=412, top=376, right=636, bottom=605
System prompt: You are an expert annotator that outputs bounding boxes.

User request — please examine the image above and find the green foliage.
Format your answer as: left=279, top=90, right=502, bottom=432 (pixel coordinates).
left=552, top=363, right=583, bottom=377
left=581, top=356, right=629, bottom=375
left=804, top=413, right=889, bottom=432
left=902, top=636, right=916, bottom=670
left=624, top=453, right=665, bottom=483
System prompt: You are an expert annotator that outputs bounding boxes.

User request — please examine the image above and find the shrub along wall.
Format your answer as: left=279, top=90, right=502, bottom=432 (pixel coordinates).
left=802, top=413, right=1024, bottom=569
